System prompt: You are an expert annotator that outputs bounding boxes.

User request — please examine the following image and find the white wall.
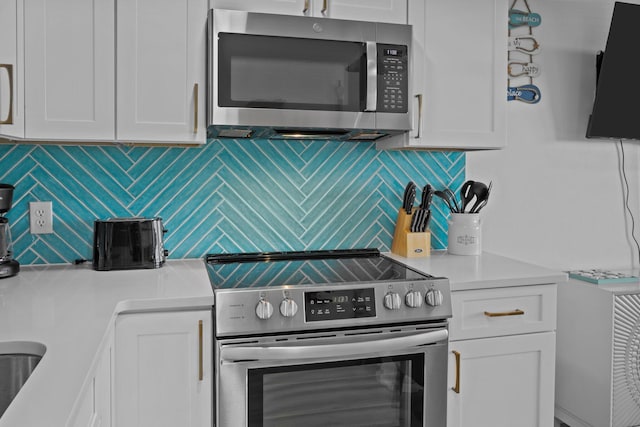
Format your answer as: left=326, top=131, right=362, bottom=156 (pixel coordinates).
left=467, top=0, right=640, bottom=270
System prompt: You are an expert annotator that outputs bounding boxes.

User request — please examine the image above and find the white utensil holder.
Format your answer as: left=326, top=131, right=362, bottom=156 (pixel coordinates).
left=447, top=213, right=481, bottom=255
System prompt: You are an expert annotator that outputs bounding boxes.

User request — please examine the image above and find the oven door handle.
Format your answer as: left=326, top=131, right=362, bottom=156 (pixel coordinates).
left=220, top=329, right=448, bottom=362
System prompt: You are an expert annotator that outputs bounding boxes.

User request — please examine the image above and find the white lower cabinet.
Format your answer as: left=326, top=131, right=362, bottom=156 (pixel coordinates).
left=447, top=284, right=557, bottom=427
left=114, top=310, right=212, bottom=427
left=448, top=332, right=555, bottom=427
left=66, top=337, right=112, bottom=427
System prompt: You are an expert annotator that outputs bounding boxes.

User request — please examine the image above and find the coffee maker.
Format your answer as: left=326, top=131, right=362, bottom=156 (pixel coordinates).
left=0, top=184, right=19, bottom=278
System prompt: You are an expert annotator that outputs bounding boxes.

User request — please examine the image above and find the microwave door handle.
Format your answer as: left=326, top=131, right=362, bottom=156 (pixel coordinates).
left=220, top=329, right=448, bottom=362
left=365, top=41, right=377, bottom=112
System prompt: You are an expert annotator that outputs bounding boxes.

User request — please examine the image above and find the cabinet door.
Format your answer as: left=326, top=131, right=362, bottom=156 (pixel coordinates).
left=116, top=0, right=206, bottom=144
left=210, top=0, right=308, bottom=15
left=93, top=343, right=111, bottom=427
left=66, top=341, right=112, bottom=427
left=314, top=0, right=407, bottom=24
left=448, top=332, right=556, bottom=427
left=114, top=310, right=212, bottom=427
left=23, top=0, right=115, bottom=140
left=0, top=0, right=23, bottom=138
left=378, top=0, right=507, bottom=150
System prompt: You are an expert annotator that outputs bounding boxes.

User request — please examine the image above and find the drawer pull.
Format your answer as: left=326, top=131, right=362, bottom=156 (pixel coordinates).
left=484, top=309, right=525, bottom=317
left=193, top=83, right=199, bottom=134
left=451, top=350, right=461, bottom=393
left=0, top=64, right=14, bottom=125
left=198, top=320, right=203, bottom=381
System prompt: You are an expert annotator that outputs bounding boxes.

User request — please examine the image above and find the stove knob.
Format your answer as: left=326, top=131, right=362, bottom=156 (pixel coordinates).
left=425, top=289, right=444, bottom=307
left=383, top=292, right=402, bottom=310
left=279, top=298, right=298, bottom=317
left=255, top=299, right=274, bottom=320
left=405, top=290, right=423, bottom=308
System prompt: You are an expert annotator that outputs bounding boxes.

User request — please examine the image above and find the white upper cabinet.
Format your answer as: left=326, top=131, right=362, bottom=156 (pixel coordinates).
left=210, top=0, right=407, bottom=23
left=23, top=0, right=115, bottom=141
left=377, top=0, right=508, bottom=150
left=210, top=0, right=308, bottom=16
left=0, top=0, right=206, bottom=144
left=0, top=0, right=23, bottom=139
left=311, top=0, right=406, bottom=23
left=117, top=0, right=207, bottom=144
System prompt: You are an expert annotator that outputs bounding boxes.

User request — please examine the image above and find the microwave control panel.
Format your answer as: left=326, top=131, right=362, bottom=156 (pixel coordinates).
left=377, top=44, right=408, bottom=114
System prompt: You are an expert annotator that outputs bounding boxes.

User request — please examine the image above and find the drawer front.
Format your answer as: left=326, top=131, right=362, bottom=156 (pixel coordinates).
left=450, top=284, right=557, bottom=340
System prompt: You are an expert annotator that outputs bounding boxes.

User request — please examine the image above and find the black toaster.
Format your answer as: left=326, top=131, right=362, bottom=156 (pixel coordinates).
left=93, top=217, right=167, bottom=271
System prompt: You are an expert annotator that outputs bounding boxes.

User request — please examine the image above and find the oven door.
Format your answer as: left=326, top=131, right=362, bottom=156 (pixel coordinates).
left=216, top=324, right=448, bottom=427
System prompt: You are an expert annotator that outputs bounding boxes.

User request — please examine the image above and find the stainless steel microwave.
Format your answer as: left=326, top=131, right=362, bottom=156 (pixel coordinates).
left=207, top=9, right=412, bottom=141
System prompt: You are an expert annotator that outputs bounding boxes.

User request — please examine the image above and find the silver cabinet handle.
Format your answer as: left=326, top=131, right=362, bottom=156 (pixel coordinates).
left=303, top=0, right=310, bottom=13
left=0, top=64, right=14, bottom=125
left=365, top=41, right=377, bottom=112
left=321, top=0, right=328, bottom=14
left=193, top=83, right=199, bottom=134
left=414, top=94, right=423, bottom=139
left=221, top=329, right=448, bottom=362
left=198, top=320, right=204, bottom=381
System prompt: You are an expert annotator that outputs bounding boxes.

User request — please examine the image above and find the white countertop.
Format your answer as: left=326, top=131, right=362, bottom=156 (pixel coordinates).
left=385, top=251, right=567, bottom=291
left=0, top=259, right=213, bottom=427
left=0, top=252, right=566, bottom=426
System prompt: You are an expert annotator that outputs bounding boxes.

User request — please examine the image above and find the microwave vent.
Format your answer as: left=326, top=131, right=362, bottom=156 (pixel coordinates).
left=217, top=128, right=254, bottom=138
left=348, top=132, right=386, bottom=141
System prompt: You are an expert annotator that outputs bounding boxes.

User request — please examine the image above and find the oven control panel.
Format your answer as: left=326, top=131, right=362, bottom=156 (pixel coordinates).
left=304, top=288, right=376, bottom=322
left=214, top=279, right=451, bottom=337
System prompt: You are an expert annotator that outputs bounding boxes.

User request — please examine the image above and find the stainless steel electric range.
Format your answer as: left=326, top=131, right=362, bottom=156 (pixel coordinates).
left=206, top=248, right=452, bottom=427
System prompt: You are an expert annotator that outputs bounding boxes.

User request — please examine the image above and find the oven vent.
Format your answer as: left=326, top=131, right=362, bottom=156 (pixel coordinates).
left=344, top=330, right=385, bottom=337
left=296, top=334, right=338, bottom=341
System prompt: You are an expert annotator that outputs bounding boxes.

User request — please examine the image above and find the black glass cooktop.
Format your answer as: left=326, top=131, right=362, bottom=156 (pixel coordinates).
left=206, top=249, right=432, bottom=290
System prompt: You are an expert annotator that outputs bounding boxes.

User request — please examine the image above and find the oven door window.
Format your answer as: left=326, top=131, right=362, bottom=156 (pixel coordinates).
left=218, top=33, right=366, bottom=112
left=247, top=354, right=424, bottom=427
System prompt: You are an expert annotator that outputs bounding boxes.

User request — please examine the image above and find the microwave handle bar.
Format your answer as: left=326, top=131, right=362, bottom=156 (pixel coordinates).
left=365, top=41, right=377, bottom=112
left=220, top=329, right=448, bottom=362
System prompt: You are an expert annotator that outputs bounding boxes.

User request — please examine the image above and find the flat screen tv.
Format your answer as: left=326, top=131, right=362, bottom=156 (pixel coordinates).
left=586, top=2, right=640, bottom=140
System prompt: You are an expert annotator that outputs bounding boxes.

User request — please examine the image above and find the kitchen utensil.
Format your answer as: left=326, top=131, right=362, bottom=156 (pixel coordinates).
left=444, top=189, right=460, bottom=213
left=423, top=210, right=432, bottom=231
left=402, top=182, right=417, bottom=215
left=460, top=180, right=474, bottom=213
left=469, top=181, right=490, bottom=213
left=435, top=190, right=458, bottom=214
left=410, top=209, right=421, bottom=232
left=413, top=184, right=434, bottom=232
left=420, top=184, right=433, bottom=210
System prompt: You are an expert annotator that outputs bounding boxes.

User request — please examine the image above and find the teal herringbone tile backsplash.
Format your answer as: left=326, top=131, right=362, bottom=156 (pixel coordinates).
left=0, top=139, right=464, bottom=264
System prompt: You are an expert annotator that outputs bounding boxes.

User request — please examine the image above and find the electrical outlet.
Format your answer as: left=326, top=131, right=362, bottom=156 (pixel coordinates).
left=29, top=201, right=53, bottom=234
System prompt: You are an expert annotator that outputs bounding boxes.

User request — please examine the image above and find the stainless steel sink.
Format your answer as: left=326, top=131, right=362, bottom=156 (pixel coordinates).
left=0, top=341, right=46, bottom=418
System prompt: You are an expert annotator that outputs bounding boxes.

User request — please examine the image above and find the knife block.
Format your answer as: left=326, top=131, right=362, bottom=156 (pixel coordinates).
left=390, top=208, right=431, bottom=258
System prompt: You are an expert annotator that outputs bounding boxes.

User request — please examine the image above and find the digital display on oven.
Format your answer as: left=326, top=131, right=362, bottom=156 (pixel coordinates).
left=304, top=288, right=376, bottom=321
